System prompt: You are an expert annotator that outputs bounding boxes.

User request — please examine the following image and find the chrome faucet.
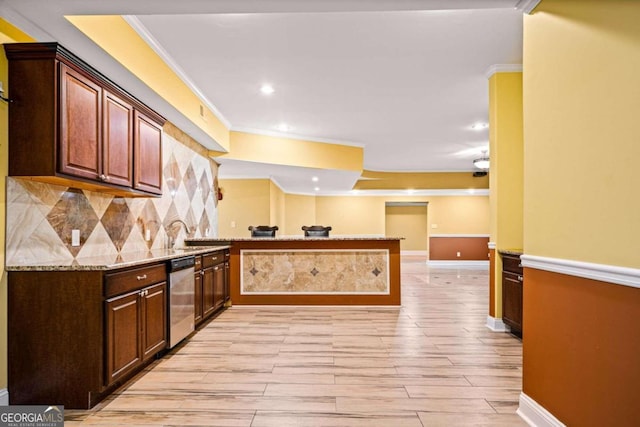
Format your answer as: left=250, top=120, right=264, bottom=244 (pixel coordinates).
left=166, top=219, right=193, bottom=248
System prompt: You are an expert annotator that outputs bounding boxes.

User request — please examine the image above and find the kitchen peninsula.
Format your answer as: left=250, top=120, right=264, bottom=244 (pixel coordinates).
left=185, top=236, right=401, bottom=305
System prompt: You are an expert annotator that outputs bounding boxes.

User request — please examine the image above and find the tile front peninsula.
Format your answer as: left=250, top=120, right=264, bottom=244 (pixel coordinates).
left=186, top=237, right=402, bottom=305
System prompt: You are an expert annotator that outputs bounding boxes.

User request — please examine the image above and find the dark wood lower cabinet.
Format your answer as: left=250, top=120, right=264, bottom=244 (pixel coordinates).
left=195, top=250, right=230, bottom=327
left=9, top=262, right=168, bottom=409
left=501, top=253, right=523, bottom=337
left=106, top=291, right=142, bottom=384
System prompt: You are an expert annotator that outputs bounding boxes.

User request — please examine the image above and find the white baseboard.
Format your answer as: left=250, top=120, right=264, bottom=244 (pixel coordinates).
left=0, top=388, right=8, bottom=406
left=485, top=315, right=510, bottom=332
left=518, top=392, right=566, bottom=427
left=427, top=260, right=489, bottom=269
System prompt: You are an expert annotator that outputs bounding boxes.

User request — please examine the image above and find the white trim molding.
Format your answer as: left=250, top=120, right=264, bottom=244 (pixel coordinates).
left=485, top=64, right=524, bottom=79
left=0, top=388, right=8, bottom=406
left=518, top=392, right=566, bottom=427
left=515, top=0, right=543, bottom=14
left=521, top=255, right=640, bottom=289
left=428, top=260, right=489, bottom=269
left=124, top=16, right=232, bottom=130
left=486, top=315, right=510, bottom=332
left=488, top=241, right=496, bottom=250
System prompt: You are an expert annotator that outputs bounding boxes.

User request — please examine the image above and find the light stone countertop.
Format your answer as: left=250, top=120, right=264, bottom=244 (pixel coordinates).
left=186, top=236, right=404, bottom=244
left=6, top=246, right=230, bottom=272
left=498, top=249, right=524, bottom=256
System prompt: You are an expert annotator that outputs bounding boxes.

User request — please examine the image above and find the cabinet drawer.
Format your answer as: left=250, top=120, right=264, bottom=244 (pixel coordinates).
left=202, top=251, right=225, bottom=268
left=502, top=255, right=523, bottom=274
left=194, top=255, right=202, bottom=271
left=105, top=264, right=166, bottom=298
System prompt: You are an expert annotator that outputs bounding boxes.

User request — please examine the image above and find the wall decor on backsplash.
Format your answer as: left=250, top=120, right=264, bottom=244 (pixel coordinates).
left=6, top=124, right=219, bottom=265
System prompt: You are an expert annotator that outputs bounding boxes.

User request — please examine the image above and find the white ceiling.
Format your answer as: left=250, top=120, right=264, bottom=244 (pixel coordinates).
left=1, top=0, right=525, bottom=194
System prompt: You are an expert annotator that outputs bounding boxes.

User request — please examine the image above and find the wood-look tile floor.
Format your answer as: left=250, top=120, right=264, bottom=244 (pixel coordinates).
left=67, top=257, right=526, bottom=426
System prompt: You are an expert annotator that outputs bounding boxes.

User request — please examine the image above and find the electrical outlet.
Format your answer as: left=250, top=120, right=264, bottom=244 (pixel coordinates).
left=431, top=224, right=438, bottom=229
left=145, top=229, right=151, bottom=241
left=456, top=251, right=461, bottom=257
left=231, top=221, right=236, bottom=228
left=71, top=229, right=80, bottom=247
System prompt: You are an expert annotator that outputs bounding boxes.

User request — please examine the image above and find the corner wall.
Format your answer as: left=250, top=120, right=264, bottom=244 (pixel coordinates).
left=521, top=1, right=640, bottom=425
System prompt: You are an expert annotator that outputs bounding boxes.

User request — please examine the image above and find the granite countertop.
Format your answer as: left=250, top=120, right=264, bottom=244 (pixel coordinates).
left=6, top=246, right=230, bottom=272
left=499, top=249, right=524, bottom=256
left=186, top=235, right=404, bottom=244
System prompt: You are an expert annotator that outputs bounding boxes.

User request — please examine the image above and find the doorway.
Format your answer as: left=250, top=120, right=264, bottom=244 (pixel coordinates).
left=385, top=202, right=429, bottom=255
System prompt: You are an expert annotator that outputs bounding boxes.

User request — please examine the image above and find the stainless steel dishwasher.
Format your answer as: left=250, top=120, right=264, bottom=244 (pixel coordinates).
left=167, top=256, right=195, bottom=348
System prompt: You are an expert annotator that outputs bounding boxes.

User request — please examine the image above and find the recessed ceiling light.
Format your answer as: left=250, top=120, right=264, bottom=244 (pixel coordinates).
left=277, top=123, right=291, bottom=132
left=260, top=84, right=275, bottom=95
left=314, top=187, right=320, bottom=192
left=311, top=176, right=319, bottom=182
left=471, top=122, right=489, bottom=131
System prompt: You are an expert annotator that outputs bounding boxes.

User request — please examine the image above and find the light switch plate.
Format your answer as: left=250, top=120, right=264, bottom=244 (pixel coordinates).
left=71, top=229, right=80, bottom=247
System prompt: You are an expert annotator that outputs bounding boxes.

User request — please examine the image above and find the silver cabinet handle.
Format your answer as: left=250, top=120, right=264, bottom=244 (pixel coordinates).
left=518, top=275, right=523, bottom=282
left=137, top=274, right=147, bottom=281
left=99, top=174, right=109, bottom=181
left=214, top=266, right=219, bottom=271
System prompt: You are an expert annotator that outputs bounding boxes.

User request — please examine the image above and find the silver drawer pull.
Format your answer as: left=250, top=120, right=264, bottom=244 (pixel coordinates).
left=518, top=275, right=523, bottom=282
left=137, top=274, right=147, bottom=281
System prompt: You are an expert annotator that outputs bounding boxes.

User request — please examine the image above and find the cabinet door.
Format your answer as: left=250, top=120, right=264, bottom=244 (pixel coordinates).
left=202, top=267, right=216, bottom=318
left=134, top=111, right=163, bottom=195
left=141, top=282, right=167, bottom=360
left=213, top=264, right=225, bottom=311
left=103, top=91, right=133, bottom=187
left=59, top=63, right=102, bottom=180
left=502, top=272, right=523, bottom=334
left=194, top=272, right=203, bottom=325
left=105, top=291, right=142, bottom=385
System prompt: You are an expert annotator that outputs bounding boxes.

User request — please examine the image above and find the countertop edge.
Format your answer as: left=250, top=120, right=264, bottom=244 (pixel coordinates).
left=6, top=245, right=231, bottom=272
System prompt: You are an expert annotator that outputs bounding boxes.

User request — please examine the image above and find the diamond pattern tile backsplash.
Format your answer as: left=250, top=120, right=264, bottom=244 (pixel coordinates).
left=6, top=125, right=219, bottom=265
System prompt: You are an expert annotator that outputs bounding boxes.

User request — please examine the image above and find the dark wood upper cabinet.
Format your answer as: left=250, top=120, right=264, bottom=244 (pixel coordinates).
left=134, top=111, right=163, bottom=195
left=5, top=42, right=165, bottom=197
left=59, top=63, right=102, bottom=181
left=103, top=91, right=134, bottom=187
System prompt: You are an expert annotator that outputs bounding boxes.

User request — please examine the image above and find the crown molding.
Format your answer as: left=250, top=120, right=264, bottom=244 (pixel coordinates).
left=485, top=64, right=524, bottom=79
left=515, top=0, right=543, bottom=14
left=521, top=254, right=640, bottom=289
left=123, top=15, right=232, bottom=130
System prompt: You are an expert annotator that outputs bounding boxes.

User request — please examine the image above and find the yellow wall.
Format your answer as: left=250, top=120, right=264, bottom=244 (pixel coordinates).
left=356, top=170, right=489, bottom=190
left=218, top=179, right=271, bottom=237
left=425, top=196, right=490, bottom=235
left=488, top=71, right=524, bottom=317
left=524, top=0, right=640, bottom=267
left=219, top=180, right=489, bottom=239
left=385, top=205, right=429, bottom=251
left=315, top=196, right=386, bottom=235
left=283, top=194, right=316, bottom=236
left=269, top=181, right=285, bottom=230
left=0, top=18, right=36, bottom=395
left=223, top=131, right=363, bottom=172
